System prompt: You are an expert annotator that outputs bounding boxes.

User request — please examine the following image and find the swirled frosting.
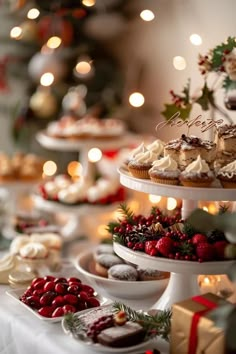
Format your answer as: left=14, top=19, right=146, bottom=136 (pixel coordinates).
left=146, top=139, right=164, bottom=157
left=19, top=242, right=48, bottom=259
left=218, top=160, right=236, bottom=178
left=129, top=142, right=147, bottom=159
left=184, top=155, right=210, bottom=173
left=10, top=236, right=30, bottom=254
left=150, top=155, right=178, bottom=172
left=133, top=150, right=157, bottom=164
left=30, top=233, right=62, bottom=250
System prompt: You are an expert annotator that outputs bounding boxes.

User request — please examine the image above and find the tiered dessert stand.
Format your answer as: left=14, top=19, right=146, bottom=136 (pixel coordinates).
left=114, top=167, right=235, bottom=310
left=34, top=131, right=140, bottom=239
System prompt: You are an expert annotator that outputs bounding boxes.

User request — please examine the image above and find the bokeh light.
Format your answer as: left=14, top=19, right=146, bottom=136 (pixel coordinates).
left=129, top=92, right=145, bottom=107
left=190, top=33, right=202, bottom=46
left=40, top=73, right=54, bottom=86
left=47, top=36, right=62, bottom=49
left=149, top=194, right=162, bottom=203
left=75, top=61, right=92, bottom=75
left=140, top=10, right=155, bottom=21
left=82, top=0, right=96, bottom=6
left=67, top=161, right=83, bottom=177
left=10, top=26, right=22, bottom=39
left=27, top=8, right=40, bottom=20
left=167, top=197, right=177, bottom=210
left=43, top=161, right=57, bottom=176
left=173, top=56, right=187, bottom=70
left=88, top=148, right=102, bottom=162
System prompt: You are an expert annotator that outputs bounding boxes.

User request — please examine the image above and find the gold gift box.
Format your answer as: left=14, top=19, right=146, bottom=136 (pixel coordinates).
left=170, top=293, right=228, bottom=354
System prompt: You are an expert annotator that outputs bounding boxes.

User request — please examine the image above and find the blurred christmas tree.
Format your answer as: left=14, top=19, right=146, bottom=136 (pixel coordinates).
left=7, top=0, right=128, bottom=146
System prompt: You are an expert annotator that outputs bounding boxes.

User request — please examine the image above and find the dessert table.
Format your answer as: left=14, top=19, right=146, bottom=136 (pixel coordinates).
left=0, top=252, right=169, bottom=354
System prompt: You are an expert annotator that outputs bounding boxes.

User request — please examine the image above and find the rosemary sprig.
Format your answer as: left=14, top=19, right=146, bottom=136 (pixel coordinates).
left=112, top=302, right=172, bottom=341
left=64, top=312, right=86, bottom=337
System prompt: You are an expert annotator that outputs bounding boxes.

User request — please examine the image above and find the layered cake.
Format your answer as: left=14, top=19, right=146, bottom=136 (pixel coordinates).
left=216, top=124, right=236, bottom=153
left=46, top=116, right=127, bottom=140
left=164, top=134, right=216, bottom=170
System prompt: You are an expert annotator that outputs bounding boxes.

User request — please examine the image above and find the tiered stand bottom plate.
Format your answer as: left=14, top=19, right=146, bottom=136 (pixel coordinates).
left=114, top=242, right=234, bottom=310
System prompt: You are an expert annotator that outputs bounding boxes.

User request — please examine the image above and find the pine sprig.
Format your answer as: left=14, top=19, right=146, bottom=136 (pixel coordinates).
left=118, top=203, right=135, bottom=223
left=106, top=221, right=120, bottom=234
left=112, top=302, right=172, bottom=341
left=63, top=312, right=86, bottom=337
left=113, top=234, right=125, bottom=245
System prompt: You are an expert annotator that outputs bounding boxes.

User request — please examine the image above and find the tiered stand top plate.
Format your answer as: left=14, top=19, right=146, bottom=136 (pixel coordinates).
left=113, top=242, right=234, bottom=275
left=36, top=131, right=141, bottom=152
left=118, top=167, right=236, bottom=201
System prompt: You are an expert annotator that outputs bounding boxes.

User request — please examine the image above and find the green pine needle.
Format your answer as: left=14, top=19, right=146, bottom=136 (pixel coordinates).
left=64, top=312, right=86, bottom=335
left=112, top=302, right=172, bottom=341
left=118, top=203, right=135, bottom=223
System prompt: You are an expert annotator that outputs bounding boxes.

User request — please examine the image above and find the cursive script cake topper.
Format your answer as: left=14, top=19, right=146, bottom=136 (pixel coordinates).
left=156, top=111, right=224, bottom=133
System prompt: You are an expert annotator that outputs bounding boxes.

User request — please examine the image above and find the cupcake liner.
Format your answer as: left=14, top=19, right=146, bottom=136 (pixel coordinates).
left=150, top=177, right=179, bottom=185
left=128, top=166, right=150, bottom=179
left=180, top=180, right=213, bottom=188
left=220, top=180, right=236, bottom=189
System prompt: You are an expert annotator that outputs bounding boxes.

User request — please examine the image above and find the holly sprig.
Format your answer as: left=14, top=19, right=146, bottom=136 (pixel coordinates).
left=211, top=36, right=236, bottom=70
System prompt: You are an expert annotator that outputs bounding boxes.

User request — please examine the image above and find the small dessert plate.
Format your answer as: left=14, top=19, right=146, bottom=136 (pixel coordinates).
left=62, top=305, right=155, bottom=353
left=6, top=287, right=109, bottom=323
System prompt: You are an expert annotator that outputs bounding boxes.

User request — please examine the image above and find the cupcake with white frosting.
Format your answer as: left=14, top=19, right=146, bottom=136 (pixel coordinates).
left=146, top=139, right=165, bottom=158
left=17, top=242, right=49, bottom=273
left=125, top=142, right=147, bottom=166
left=128, top=150, right=157, bottom=179
left=217, top=160, right=236, bottom=188
left=180, top=155, right=214, bottom=187
left=148, top=155, right=180, bottom=185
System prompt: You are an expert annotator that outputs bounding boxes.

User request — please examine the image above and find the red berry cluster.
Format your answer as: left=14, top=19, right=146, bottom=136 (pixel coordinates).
left=198, top=54, right=212, bottom=75
left=169, top=90, right=187, bottom=108
left=87, top=315, right=114, bottom=342
left=112, top=208, right=229, bottom=262
left=144, top=234, right=228, bottom=262
left=20, top=276, right=100, bottom=318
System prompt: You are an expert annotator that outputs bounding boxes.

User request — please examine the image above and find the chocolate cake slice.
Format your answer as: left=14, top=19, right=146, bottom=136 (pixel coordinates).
left=97, top=321, right=145, bottom=348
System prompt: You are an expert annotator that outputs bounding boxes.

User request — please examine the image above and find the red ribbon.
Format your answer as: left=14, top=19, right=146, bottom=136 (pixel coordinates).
left=188, top=295, right=218, bottom=354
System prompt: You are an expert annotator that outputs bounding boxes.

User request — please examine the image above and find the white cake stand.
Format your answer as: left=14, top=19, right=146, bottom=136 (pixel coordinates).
left=118, top=167, right=236, bottom=218
left=33, top=194, right=119, bottom=240
left=115, top=167, right=236, bottom=310
left=114, top=242, right=234, bottom=310
left=36, top=131, right=140, bottom=180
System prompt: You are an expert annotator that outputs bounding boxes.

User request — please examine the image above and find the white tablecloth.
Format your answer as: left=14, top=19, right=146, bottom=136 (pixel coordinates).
left=0, top=284, right=169, bottom=354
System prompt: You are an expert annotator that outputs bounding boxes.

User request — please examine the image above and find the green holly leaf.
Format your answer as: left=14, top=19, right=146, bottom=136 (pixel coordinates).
left=161, top=103, right=192, bottom=121
left=195, top=83, right=214, bottom=110
left=223, top=76, right=236, bottom=91
left=212, top=36, right=236, bottom=69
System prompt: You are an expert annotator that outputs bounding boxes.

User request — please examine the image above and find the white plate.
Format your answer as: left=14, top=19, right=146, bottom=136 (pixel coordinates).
left=6, top=287, right=109, bottom=323
left=62, top=305, right=154, bottom=353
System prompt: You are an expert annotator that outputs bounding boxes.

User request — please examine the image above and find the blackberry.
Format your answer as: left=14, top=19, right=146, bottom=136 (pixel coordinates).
left=207, top=229, right=226, bottom=244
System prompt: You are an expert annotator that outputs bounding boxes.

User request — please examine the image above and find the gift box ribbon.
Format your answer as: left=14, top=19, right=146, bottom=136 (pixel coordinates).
left=188, top=295, right=218, bottom=354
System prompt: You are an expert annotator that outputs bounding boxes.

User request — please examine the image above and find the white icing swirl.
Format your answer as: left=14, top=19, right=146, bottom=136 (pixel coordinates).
left=218, top=160, right=236, bottom=178
left=128, top=142, right=147, bottom=159
left=30, top=233, right=62, bottom=250
left=150, top=155, right=178, bottom=172
left=133, top=150, right=157, bottom=164
left=146, top=139, right=164, bottom=157
left=184, top=155, right=210, bottom=173
left=19, top=242, right=48, bottom=259
left=0, top=254, right=15, bottom=271
left=10, top=236, right=30, bottom=255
